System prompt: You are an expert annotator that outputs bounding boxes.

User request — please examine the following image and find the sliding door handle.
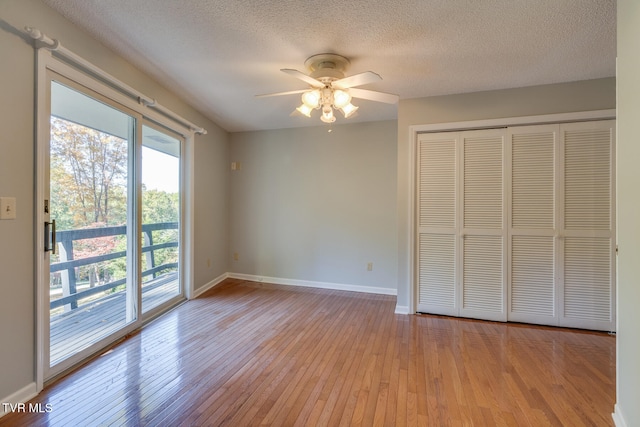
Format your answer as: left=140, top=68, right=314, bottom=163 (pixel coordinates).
left=45, top=219, right=56, bottom=254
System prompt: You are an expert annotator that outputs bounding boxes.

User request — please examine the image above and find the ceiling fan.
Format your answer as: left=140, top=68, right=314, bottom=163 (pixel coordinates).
left=257, top=53, right=399, bottom=123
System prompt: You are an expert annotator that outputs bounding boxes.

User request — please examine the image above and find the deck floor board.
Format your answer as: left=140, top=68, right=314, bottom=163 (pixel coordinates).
left=50, top=272, right=180, bottom=364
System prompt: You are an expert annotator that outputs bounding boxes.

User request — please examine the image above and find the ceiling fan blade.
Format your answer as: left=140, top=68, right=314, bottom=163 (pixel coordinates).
left=281, top=69, right=325, bottom=88
left=332, top=71, right=382, bottom=89
left=349, top=88, right=399, bottom=104
left=255, top=89, right=308, bottom=98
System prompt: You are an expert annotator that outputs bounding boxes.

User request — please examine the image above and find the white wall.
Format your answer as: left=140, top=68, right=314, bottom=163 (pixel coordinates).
left=615, top=1, right=640, bottom=425
left=0, top=0, right=229, bottom=401
left=229, top=121, right=398, bottom=293
left=395, top=78, right=616, bottom=309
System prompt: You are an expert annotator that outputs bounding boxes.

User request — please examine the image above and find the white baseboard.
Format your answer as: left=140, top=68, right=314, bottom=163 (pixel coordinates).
left=612, top=404, right=628, bottom=427
left=227, top=273, right=397, bottom=296
left=0, top=382, right=38, bottom=418
left=192, top=272, right=229, bottom=298
left=395, top=305, right=411, bottom=315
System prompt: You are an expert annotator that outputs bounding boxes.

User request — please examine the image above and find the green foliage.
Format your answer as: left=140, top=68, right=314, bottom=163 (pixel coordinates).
left=142, top=188, right=179, bottom=224
left=50, top=116, right=128, bottom=228
left=141, top=187, right=180, bottom=277
left=49, top=117, right=180, bottom=291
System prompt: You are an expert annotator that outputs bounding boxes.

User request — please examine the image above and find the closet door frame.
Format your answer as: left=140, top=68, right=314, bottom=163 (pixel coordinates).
left=409, top=110, right=616, bottom=319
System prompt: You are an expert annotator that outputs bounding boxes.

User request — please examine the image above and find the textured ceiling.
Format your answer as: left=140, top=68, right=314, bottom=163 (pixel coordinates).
left=42, top=0, right=616, bottom=132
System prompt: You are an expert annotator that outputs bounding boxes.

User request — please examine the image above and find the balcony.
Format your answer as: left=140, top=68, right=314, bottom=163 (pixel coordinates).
left=49, top=222, right=181, bottom=365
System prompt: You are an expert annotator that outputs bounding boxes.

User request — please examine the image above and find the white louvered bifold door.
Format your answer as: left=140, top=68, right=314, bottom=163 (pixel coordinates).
left=416, top=133, right=458, bottom=315
left=559, top=121, right=615, bottom=331
left=459, top=130, right=507, bottom=322
left=508, top=125, right=558, bottom=326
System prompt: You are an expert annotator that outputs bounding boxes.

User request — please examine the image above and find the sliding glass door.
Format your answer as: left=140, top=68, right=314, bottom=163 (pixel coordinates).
left=48, top=79, right=138, bottom=367
left=44, top=74, right=184, bottom=378
left=141, top=124, right=182, bottom=313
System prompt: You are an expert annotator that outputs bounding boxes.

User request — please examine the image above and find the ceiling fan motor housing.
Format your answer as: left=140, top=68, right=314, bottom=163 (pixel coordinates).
left=305, top=53, right=350, bottom=83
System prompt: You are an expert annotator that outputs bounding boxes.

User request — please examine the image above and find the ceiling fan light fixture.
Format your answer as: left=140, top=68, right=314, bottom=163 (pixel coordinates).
left=260, top=53, right=398, bottom=124
left=301, top=90, right=321, bottom=108
left=296, top=103, right=313, bottom=117
left=341, top=103, right=359, bottom=118
left=332, top=89, right=351, bottom=109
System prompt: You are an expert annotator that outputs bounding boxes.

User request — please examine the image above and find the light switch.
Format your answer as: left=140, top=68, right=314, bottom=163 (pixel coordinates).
left=0, top=197, right=17, bottom=220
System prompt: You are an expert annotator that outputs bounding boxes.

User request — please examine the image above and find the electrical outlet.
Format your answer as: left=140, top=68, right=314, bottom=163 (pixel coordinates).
left=207, top=258, right=211, bottom=268
left=367, top=262, right=373, bottom=271
left=233, top=252, right=239, bottom=261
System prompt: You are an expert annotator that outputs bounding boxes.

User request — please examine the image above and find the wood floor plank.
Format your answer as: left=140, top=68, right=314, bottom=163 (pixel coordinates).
left=0, top=279, right=616, bottom=427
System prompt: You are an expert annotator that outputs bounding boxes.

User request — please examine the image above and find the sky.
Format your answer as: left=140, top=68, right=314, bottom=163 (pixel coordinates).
left=142, top=146, right=180, bottom=193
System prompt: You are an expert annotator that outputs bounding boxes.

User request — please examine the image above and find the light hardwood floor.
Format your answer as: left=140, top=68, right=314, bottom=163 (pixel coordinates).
left=0, top=278, right=615, bottom=426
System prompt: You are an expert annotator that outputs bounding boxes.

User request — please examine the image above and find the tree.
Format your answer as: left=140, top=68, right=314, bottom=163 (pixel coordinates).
left=50, top=116, right=128, bottom=228
left=49, top=117, right=180, bottom=291
left=50, top=116, right=129, bottom=288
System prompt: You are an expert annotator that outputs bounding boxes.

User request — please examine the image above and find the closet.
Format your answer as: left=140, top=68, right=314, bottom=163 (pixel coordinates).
left=416, top=120, right=615, bottom=331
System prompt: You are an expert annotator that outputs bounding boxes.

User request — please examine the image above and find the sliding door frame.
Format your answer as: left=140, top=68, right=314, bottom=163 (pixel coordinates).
left=35, top=48, right=196, bottom=390
left=407, top=109, right=617, bottom=317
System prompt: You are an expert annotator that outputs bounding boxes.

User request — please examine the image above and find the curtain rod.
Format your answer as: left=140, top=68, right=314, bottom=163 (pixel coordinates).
left=24, top=26, right=207, bottom=135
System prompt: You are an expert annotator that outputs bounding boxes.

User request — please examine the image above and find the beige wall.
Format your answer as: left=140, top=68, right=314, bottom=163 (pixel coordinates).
left=230, top=121, right=398, bottom=292
left=0, top=0, right=229, bottom=400
left=396, top=78, right=616, bottom=309
left=616, top=1, right=640, bottom=425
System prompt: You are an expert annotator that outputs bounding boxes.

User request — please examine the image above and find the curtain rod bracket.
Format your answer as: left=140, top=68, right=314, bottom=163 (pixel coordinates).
left=140, top=97, right=157, bottom=107
left=24, top=27, right=60, bottom=51
left=24, top=26, right=208, bottom=136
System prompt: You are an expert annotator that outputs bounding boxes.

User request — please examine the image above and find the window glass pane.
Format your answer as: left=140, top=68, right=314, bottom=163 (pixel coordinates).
left=49, top=80, right=136, bottom=366
left=141, top=124, right=181, bottom=313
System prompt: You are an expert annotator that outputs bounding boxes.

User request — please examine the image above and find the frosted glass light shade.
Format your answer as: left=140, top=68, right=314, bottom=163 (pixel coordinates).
left=301, top=90, right=321, bottom=108
left=341, top=103, right=359, bottom=118
left=296, top=104, right=313, bottom=117
left=332, top=89, right=351, bottom=109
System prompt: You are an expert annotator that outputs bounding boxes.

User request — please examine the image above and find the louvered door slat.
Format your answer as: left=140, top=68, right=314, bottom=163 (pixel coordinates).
left=418, top=233, right=456, bottom=312
left=462, top=235, right=503, bottom=312
left=564, top=129, right=611, bottom=230
left=419, top=138, right=456, bottom=228
left=564, top=237, right=611, bottom=322
left=512, top=131, right=555, bottom=229
left=464, top=136, right=503, bottom=229
left=511, top=236, right=555, bottom=317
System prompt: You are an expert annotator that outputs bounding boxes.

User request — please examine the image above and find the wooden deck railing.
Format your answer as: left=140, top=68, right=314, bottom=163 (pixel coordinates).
left=50, top=222, right=178, bottom=310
